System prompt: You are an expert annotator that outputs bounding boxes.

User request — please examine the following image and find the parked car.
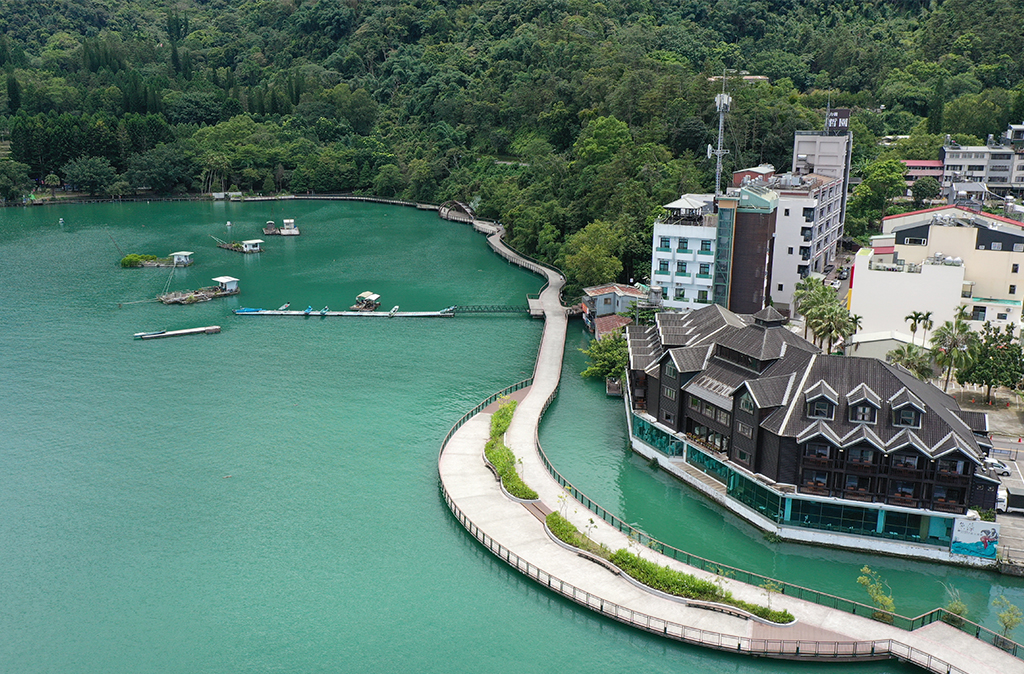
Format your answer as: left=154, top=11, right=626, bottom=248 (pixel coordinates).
left=838, top=268, right=849, bottom=280
left=984, top=457, right=1013, bottom=476
left=828, top=280, right=842, bottom=289
left=823, top=264, right=835, bottom=274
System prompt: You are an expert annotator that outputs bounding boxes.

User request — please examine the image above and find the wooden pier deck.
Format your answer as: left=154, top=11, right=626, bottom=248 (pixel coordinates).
left=233, top=308, right=455, bottom=318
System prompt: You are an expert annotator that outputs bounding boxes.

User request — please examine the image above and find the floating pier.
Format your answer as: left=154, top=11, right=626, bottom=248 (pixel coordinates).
left=211, top=236, right=263, bottom=253
left=234, top=308, right=455, bottom=318
left=134, top=326, right=221, bottom=339
left=160, top=277, right=240, bottom=305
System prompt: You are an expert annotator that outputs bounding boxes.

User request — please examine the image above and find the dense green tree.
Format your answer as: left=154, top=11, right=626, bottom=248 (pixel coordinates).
left=956, top=322, right=1024, bottom=403
left=6, top=73, right=20, bottom=113
left=886, top=343, right=933, bottom=380
left=911, top=177, right=941, bottom=208
left=580, top=335, right=628, bottom=380
left=125, top=144, right=193, bottom=194
left=563, top=219, right=625, bottom=290
left=0, top=159, right=31, bottom=201
left=62, top=155, right=116, bottom=196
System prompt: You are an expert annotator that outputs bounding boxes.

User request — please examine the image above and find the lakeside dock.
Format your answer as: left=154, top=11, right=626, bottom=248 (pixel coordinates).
left=134, top=326, right=221, bottom=339
left=234, top=308, right=455, bottom=318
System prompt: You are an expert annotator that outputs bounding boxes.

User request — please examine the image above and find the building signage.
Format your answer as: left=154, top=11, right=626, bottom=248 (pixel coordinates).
left=826, top=109, right=851, bottom=134
left=950, top=518, right=999, bottom=559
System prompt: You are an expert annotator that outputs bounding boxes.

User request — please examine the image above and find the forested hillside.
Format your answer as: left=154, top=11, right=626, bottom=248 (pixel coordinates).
left=1, top=0, right=1023, bottom=288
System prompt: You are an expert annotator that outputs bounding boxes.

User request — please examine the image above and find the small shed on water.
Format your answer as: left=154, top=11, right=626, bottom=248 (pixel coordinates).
left=241, top=239, right=263, bottom=253
left=213, top=276, right=239, bottom=293
left=171, top=251, right=194, bottom=266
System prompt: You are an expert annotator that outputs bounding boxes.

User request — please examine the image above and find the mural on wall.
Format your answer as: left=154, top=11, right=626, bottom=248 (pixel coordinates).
left=950, top=518, right=1000, bottom=559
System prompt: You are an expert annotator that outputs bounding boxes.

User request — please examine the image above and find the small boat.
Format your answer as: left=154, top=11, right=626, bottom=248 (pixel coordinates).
left=319, top=305, right=329, bottom=315
left=58, top=218, right=64, bottom=225
left=235, top=308, right=264, bottom=313
left=226, top=220, right=232, bottom=227
left=388, top=305, right=400, bottom=317
left=278, top=302, right=291, bottom=311
left=303, top=305, right=313, bottom=315
left=350, top=291, right=381, bottom=312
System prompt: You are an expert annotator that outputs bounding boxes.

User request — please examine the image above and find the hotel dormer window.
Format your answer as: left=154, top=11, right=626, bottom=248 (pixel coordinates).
left=893, top=407, right=921, bottom=428
left=850, top=403, right=877, bottom=424
left=664, top=363, right=677, bottom=378
left=738, top=392, right=754, bottom=413
left=807, top=399, right=834, bottom=420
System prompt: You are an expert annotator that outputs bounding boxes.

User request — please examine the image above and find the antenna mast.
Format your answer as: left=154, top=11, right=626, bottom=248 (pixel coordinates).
left=712, top=73, right=731, bottom=196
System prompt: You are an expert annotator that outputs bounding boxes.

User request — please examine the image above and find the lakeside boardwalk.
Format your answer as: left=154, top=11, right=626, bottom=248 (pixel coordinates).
left=437, top=220, right=1020, bottom=673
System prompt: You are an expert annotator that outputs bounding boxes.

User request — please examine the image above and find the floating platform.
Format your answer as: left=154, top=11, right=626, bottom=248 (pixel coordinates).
left=263, top=219, right=300, bottom=236
left=234, top=308, right=454, bottom=318
left=135, top=326, right=221, bottom=339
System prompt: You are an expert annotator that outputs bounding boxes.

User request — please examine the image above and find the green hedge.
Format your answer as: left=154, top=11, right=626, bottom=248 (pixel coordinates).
left=545, top=512, right=609, bottom=558
left=120, top=253, right=157, bottom=267
left=490, top=398, right=517, bottom=436
left=609, top=550, right=794, bottom=624
left=484, top=438, right=538, bottom=500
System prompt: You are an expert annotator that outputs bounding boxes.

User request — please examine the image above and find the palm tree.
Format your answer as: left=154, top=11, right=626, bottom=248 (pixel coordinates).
left=793, top=278, right=832, bottom=340
left=886, top=343, right=932, bottom=380
left=905, top=311, right=926, bottom=345
left=920, top=311, right=934, bottom=347
left=931, top=318, right=980, bottom=391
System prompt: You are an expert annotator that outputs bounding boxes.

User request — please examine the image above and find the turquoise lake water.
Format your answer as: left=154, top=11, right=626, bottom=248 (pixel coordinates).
left=0, top=200, right=1015, bottom=673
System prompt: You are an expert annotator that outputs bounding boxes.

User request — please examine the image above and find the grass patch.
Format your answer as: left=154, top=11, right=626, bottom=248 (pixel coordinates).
left=485, top=438, right=538, bottom=500
left=484, top=398, right=537, bottom=500
left=607, top=549, right=795, bottom=624
left=545, top=512, right=609, bottom=557
left=490, top=397, right=516, bottom=436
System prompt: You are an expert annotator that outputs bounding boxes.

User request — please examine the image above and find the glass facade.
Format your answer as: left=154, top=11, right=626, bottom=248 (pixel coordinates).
left=632, top=414, right=954, bottom=547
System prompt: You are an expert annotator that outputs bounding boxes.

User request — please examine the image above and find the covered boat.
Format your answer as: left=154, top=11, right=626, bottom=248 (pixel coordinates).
left=349, top=291, right=381, bottom=312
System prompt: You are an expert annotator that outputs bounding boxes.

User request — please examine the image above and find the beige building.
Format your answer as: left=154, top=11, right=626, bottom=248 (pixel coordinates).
left=849, top=206, right=1024, bottom=346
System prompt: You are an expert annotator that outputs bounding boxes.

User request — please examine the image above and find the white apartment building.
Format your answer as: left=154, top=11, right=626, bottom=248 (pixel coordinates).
left=849, top=206, right=1024, bottom=343
left=650, top=194, right=717, bottom=309
left=941, top=122, right=1024, bottom=195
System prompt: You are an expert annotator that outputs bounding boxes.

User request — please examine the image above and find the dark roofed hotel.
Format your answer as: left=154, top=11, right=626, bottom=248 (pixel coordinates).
left=625, top=303, right=1001, bottom=564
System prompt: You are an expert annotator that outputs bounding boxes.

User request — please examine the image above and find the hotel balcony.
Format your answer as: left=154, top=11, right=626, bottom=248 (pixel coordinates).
left=931, top=500, right=967, bottom=514
left=886, top=494, right=919, bottom=508
left=841, top=489, right=875, bottom=503
left=934, top=472, right=971, bottom=487
left=845, top=461, right=878, bottom=475
left=800, top=483, right=831, bottom=497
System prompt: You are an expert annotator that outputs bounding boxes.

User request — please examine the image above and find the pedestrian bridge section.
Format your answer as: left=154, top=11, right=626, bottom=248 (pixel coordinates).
left=436, top=218, right=1021, bottom=673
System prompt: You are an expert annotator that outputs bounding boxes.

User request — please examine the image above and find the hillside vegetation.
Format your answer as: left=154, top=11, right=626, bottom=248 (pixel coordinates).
left=1, top=0, right=1022, bottom=290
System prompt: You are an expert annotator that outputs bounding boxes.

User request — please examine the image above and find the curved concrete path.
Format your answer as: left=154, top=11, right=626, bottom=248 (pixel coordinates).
left=438, top=223, right=1019, bottom=673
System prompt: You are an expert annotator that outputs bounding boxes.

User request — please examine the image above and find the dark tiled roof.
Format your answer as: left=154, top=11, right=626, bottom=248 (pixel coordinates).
left=804, top=379, right=839, bottom=404
left=627, top=325, right=663, bottom=371
left=769, top=356, right=985, bottom=460
left=744, top=374, right=797, bottom=408
left=669, top=344, right=714, bottom=374
left=846, top=382, right=881, bottom=408
left=955, top=410, right=988, bottom=434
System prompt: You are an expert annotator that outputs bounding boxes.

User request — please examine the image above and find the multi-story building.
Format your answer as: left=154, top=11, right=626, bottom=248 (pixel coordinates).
left=625, top=303, right=1000, bottom=563
left=734, top=168, right=845, bottom=315
left=792, top=128, right=853, bottom=226
left=940, top=124, right=1024, bottom=195
left=902, top=160, right=943, bottom=186
left=651, top=187, right=779, bottom=314
left=651, top=194, right=719, bottom=310
left=849, top=206, right=1024, bottom=340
